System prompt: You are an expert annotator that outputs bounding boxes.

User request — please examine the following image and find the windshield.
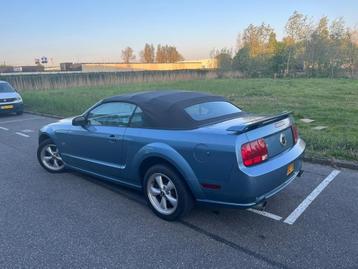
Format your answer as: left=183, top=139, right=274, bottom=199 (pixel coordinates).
left=184, top=101, right=241, bottom=121
left=0, top=83, right=15, bottom=93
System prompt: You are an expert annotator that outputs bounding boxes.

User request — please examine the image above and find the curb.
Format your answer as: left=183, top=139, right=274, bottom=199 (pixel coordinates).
left=24, top=110, right=64, bottom=119
left=25, top=111, right=358, bottom=171
left=303, top=156, right=358, bottom=171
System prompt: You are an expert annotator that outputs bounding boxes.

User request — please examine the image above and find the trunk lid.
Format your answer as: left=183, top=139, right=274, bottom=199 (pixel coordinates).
left=263, top=125, right=294, bottom=158
left=223, top=111, right=295, bottom=160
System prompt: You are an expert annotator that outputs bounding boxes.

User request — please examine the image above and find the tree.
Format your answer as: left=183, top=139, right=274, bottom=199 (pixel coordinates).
left=284, top=11, right=311, bottom=76
left=140, top=43, right=155, bottom=63
left=267, top=32, right=278, bottom=56
left=231, top=12, right=358, bottom=78
left=327, top=18, right=346, bottom=77
left=167, top=46, right=184, bottom=63
left=271, top=42, right=289, bottom=77
left=242, top=23, right=275, bottom=57
left=316, top=17, right=330, bottom=75
left=211, top=48, right=232, bottom=71
left=232, top=47, right=251, bottom=75
left=235, top=33, right=244, bottom=53
left=155, top=45, right=164, bottom=63
left=155, top=44, right=184, bottom=63
left=305, top=16, right=330, bottom=76
left=345, top=27, right=358, bottom=78
left=233, top=23, right=277, bottom=76
left=121, top=47, right=136, bottom=64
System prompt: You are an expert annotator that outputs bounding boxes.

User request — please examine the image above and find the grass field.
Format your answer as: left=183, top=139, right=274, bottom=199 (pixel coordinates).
left=22, top=78, right=358, bottom=162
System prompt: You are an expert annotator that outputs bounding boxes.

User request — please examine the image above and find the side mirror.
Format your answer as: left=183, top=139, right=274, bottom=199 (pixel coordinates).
left=72, top=116, right=88, bottom=126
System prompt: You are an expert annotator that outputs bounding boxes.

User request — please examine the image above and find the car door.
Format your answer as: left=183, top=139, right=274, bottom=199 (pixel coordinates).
left=58, top=102, right=137, bottom=180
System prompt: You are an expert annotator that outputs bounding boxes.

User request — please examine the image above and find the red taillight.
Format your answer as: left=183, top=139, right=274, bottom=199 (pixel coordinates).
left=292, top=125, right=299, bottom=144
left=241, top=138, right=268, bottom=166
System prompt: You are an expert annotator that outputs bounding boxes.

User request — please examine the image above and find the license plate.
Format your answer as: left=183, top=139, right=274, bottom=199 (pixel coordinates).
left=0, top=105, right=14, bottom=110
left=287, top=163, right=294, bottom=175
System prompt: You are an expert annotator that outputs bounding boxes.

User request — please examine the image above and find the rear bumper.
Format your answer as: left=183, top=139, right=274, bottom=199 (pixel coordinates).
left=0, top=102, right=23, bottom=114
left=196, top=138, right=305, bottom=208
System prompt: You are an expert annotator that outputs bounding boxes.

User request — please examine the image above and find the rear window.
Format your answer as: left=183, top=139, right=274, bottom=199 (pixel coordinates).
left=184, top=101, right=241, bottom=121
left=0, top=83, right=15, bottom=93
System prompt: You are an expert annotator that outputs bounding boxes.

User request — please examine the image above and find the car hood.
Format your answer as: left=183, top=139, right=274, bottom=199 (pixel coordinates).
left=40, top=116, right=74, bottom=133
left=0, top=92, right=20, bottom=99
left=58, top=117, right=75, bottom=124
left=49, top=117, right=74, bottom=127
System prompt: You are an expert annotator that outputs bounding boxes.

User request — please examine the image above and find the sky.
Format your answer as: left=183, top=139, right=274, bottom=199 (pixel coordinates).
left=1, top=0, right=357, bottom=66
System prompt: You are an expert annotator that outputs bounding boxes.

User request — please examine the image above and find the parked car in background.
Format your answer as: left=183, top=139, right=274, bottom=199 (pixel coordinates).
left=0, top=81, right=23, bottom=115
left=37, top=90, right=305, bottom=220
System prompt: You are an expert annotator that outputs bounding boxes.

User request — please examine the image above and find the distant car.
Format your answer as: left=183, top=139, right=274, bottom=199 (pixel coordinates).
left=37, top=91, right=305, bottom=220
left=0, top=81, right=24, bottom=115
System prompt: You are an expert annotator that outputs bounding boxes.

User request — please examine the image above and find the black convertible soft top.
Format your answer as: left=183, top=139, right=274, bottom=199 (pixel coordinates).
left=101, top=90, right=240, bottom=129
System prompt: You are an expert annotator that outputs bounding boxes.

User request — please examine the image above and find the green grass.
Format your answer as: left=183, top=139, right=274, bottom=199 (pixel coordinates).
left=22, top=78, right=358, bottom=162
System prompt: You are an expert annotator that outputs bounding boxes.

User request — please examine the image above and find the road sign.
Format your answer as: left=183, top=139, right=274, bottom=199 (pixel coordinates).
left=41, top=56, right=48, bottom=64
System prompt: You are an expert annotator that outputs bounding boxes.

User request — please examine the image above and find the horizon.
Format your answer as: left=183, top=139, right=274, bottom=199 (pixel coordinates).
left=1, top=0, right=357, bottom=66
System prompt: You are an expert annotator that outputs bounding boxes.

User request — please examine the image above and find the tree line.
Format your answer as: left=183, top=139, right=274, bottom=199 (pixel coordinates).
left=121, top=44, right=184, bottom=64
left=214, top=11, right=358, bottom=78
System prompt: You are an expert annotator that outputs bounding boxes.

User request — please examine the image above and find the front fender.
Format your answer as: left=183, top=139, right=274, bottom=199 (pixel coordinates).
left=39, top=126, right=56, bottom=144
left=132, top=142, right=205, bottom=199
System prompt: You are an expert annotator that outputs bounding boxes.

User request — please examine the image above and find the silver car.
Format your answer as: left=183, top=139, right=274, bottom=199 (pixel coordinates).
left=0, top=81, right=23, bottom=115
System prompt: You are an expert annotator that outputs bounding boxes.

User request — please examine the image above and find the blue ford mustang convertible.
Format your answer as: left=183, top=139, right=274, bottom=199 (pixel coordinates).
left=38, top=90, right=305, bottom=220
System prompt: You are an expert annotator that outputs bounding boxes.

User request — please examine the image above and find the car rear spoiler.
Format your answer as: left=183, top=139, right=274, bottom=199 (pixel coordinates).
left=227, top=111, right=292, bottom=134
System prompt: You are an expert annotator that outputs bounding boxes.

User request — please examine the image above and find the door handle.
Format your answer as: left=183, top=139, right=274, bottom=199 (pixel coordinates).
left=109, top=134, right=117, bottom=143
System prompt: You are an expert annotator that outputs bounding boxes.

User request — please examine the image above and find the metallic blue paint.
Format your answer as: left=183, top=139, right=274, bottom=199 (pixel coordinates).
left=39, top=109, right=305, bottom=208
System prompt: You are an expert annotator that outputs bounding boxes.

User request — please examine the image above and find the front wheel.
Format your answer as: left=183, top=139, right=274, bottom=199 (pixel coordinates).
left=144, top=164, right=194, bottom=221
left=37, top=139, right=65, bottom=173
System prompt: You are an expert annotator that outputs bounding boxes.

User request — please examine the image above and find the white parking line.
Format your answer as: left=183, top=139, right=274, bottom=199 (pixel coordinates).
left=0, top=117, right=41, bottom=124
left=284, top=169, right=341, bottom=225
left=21, top=129, right=34, bottom=133
left=0, top=127, right=9, bottom=131
left=247, top=208, right=283, bottom=221
left=15, top=132, right=30, bottom=138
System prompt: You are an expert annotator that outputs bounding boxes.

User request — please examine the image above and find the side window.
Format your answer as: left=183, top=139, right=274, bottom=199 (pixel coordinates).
left=87, top=102, right=136, bottom=127
left=129, top=106, right=145, bottom=128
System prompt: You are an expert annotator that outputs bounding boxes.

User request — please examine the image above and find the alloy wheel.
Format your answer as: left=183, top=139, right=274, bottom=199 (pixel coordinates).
left=40, top=144, right=64, bottom=172
left=147, top=173, right=178, bottom=215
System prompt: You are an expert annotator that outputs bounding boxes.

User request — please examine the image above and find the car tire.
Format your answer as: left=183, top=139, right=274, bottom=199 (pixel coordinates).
left=144, top=164, right=194, bottom=221
left=16, top=111, right=23, bottom=115
left=37, top=138, right=66, bottom=173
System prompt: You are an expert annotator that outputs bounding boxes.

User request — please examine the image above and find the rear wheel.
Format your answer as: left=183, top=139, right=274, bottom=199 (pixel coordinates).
left=16, top=110, right=23, bottom=115
left=144, top=164, right=194, bottom=221
left=37, top=139, right=65, bottom=173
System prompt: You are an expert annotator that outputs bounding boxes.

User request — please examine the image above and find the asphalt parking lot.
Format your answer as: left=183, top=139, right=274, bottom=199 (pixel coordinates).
left=0, top=113, right=357, bottom=268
